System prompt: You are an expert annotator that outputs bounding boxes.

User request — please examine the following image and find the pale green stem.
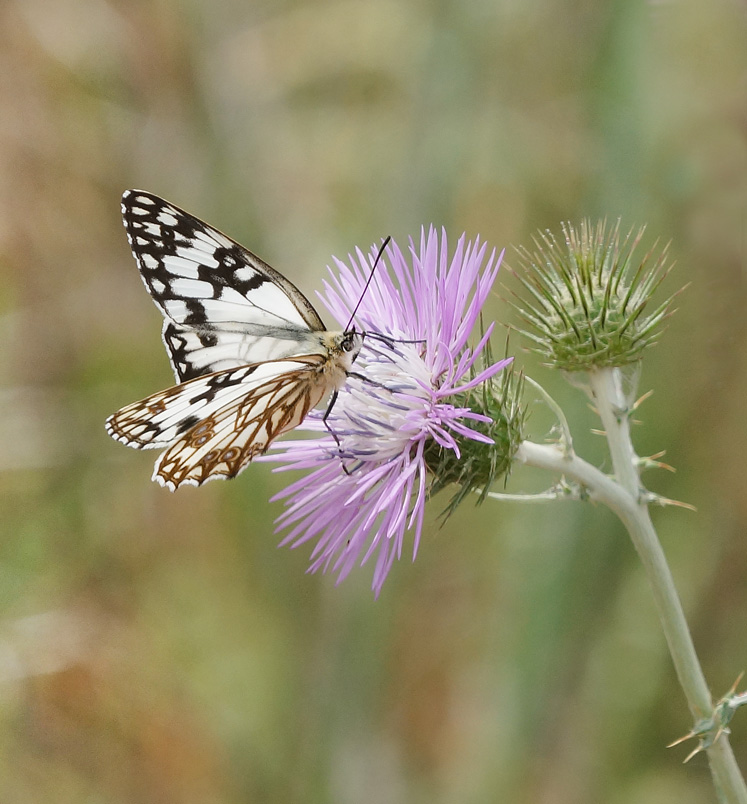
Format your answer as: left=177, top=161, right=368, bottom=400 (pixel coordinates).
left=524, top=375, right=573, bottom=454
left=514, top=367, right=747, bottom=804
left=485, top=489, right=562, bottom=503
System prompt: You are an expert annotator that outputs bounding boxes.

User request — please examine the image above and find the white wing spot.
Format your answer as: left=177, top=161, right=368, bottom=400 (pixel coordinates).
left=164, top=299, right=189, bottom=318
left=142, top=254, right=159, bottom=269
left=234, top=266, right=256, bottom=282
left=170, top=278, right=215, bottom=298
left=134, top=195, right=156, bottom=205
left=151, top=279, right=166, bottom=295
left=158, top=212, right=179, bottom=226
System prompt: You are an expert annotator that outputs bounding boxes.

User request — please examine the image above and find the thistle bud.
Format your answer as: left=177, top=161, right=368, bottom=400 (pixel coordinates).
left=510, top=220, right=677, bottom=371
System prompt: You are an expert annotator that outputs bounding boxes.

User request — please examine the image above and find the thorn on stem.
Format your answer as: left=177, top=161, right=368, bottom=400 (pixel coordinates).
left=638, top=453, right=676, bottom=473
left=633, top=389, right=654, bottom=411
left=644, top=493, right=697, bottom=512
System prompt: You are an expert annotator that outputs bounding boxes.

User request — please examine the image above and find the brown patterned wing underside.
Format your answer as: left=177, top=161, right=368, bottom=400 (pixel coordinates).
left=153, top=363, right=330, bottom=490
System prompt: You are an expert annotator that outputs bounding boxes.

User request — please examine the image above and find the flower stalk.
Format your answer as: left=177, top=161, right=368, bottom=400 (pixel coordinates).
left=589, top=368, right=746, bottom=802
left=503, top=218, right=747, bottom=800
left=514, top=370, right=747, bottom=804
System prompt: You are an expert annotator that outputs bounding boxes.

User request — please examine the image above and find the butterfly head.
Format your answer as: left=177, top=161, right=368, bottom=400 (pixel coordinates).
left=320, top=329, right=364, bottom=370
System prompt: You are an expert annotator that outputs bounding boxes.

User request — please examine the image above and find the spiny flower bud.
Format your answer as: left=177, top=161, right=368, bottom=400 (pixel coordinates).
left=510, top=220, right=678, bottom=371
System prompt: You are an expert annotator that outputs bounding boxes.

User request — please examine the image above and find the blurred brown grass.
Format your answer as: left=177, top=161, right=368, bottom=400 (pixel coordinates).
left=0, top=0, right=746, bottom=802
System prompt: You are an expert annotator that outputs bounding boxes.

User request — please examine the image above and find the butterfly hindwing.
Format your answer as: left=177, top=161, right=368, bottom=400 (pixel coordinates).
left=106, top=356, right=331, bottom=489
left=121, top=190, right=326, bottom=381
left=106, top=364, right=268, bottom=450
left=154, top=361, right=330, bottom=490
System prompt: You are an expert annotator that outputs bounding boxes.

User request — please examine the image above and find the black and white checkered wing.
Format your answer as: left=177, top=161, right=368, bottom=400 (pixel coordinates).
left=122, top=190, right=327, bottom=382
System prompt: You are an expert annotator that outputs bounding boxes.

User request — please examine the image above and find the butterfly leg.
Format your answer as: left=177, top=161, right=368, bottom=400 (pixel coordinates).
left=346, top=371, right=390, bottom=391
left=322, top=391, right=353, bottom=476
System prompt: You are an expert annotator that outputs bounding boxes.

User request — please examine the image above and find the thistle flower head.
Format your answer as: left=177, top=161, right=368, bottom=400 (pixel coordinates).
left=511, top=220, right=678, bottom=371
left=262, top=228, right=518, bottom=595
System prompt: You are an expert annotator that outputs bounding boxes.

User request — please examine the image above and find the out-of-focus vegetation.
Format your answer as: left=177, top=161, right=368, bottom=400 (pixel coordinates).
left=0, top=1, right=745, bottom=801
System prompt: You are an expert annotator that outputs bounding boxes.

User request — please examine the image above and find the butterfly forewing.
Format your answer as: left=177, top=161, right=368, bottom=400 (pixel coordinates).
left=122, top=190, right=327, bottom=381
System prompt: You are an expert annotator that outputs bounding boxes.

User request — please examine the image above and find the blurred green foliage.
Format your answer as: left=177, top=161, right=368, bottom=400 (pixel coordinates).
left=0, top=0, right=745, bottom=802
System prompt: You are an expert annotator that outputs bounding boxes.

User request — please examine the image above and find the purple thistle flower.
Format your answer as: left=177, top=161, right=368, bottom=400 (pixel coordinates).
left=262, top=227, right=513, bottom=595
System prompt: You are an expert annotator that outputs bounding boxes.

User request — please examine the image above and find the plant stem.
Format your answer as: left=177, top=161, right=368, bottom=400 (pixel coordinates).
left=516, top=429, right=747, bottom=803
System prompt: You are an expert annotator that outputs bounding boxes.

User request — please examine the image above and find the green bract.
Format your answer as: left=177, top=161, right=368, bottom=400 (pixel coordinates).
left=425, top=362, right=526, bottom=518
left=511, top=220, right=677, bottom=371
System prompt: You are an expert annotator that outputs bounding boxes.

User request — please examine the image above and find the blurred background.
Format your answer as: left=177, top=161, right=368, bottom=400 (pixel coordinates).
left=0, top=0, right=745, bottom=801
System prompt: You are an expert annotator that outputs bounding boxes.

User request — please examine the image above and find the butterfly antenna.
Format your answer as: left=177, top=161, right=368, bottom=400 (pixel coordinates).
left=344, top=236, right=391, bottom=332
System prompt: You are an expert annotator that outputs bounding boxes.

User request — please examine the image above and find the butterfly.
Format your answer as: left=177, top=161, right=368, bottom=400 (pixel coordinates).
left=105, top=190, right=365, bottom=490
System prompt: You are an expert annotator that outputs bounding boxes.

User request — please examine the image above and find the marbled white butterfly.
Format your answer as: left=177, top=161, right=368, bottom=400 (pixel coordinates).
left=106, top=191, right=365, bottom=490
